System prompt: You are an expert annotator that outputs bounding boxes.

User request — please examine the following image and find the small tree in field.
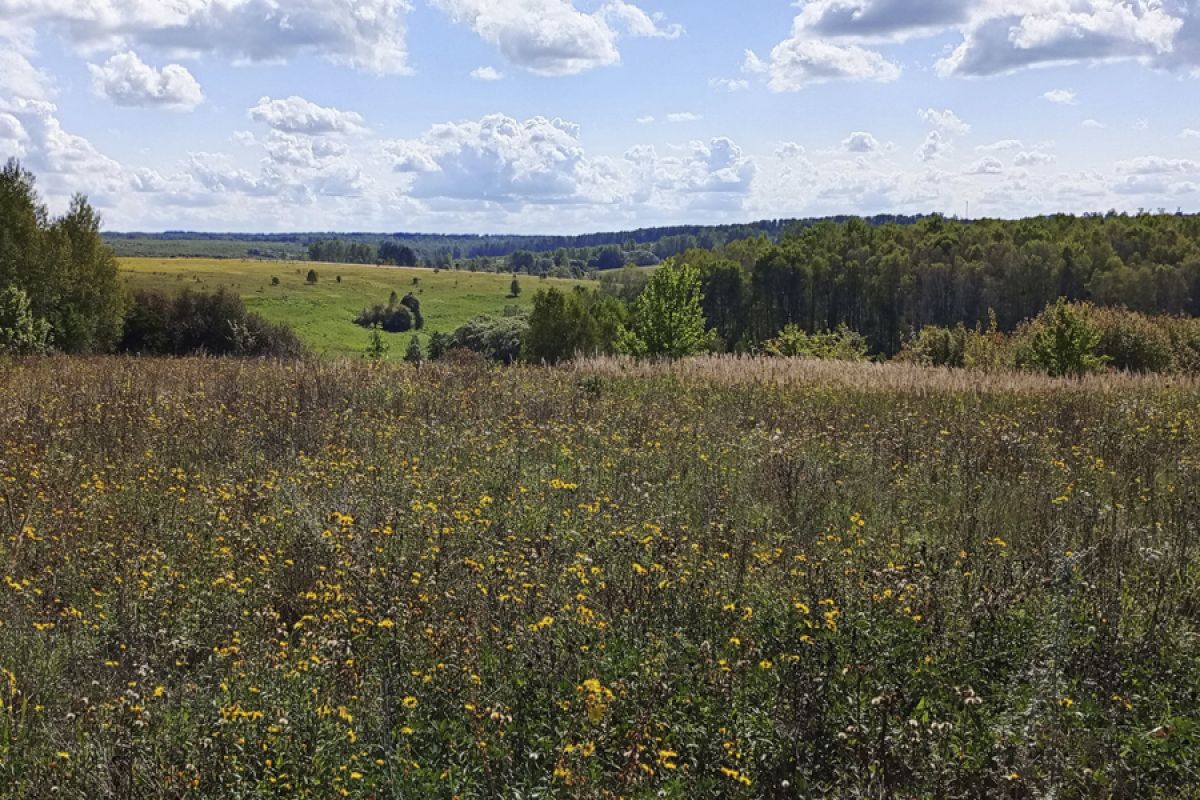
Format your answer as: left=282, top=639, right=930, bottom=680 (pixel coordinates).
left=365, top=330, right=388, bottom=361
left=510, top=277, right=521, bottom=298
left=306, top=269, right=319, bottom=285
left=405, top=335, right=424, bottom=364
left=428, top=331, right=450, bottom=360
left=620, top=259, right=712, bottom=358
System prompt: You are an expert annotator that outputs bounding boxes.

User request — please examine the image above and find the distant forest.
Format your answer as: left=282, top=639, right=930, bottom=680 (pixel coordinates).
left=104, top=215, right=922, bottom=268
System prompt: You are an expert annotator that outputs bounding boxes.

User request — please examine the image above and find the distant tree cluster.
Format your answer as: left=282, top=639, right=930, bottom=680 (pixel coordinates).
left=308, top=239, right=375, bottom=264
left=378, top=240, right=418, bottom=267
left=355, top=292, right=423, bottom=333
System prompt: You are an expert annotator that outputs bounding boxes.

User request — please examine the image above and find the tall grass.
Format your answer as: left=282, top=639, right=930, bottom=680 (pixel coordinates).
left=1, top=357, right=1197, bottom=798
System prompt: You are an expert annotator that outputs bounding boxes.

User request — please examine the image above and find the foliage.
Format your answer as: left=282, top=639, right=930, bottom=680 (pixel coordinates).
left=0, top=159, right=124, bottom=353
left=306, top=269, right=319, bottom=284
left=0, top=285, right=52, bottom=356
left=365, top=329, right=388, bottom=361
left=404, top=335, right=424, bottom=364
left=1019, top=299, right=1108, bottom=377
left=309, top=240, right=375, bottom=265
left=0, top=358, right=1198, bottom=798
left=120, top=288, right=307, bottom=357
left=622, top=258, right=713, bottom=358
left=509, top=277, right=521, bottom=298
left=427, top=331, right=450, bottom=361
left=763, top=324, right=869, bottom=361
left=523, top=287, right=626, bottom=364
left=450, top=314, right=528, bottom=364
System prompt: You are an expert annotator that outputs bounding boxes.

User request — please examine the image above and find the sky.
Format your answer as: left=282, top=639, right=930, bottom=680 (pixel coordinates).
left=1, top=0, right=1199, bottom=234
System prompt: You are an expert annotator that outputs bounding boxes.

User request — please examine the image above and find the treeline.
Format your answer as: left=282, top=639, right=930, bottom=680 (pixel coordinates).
left=680, top=214, right=1200, bottom=356
left=1, top=160, right=304, bottom=359
left=107, top=215, right=925, bottom=266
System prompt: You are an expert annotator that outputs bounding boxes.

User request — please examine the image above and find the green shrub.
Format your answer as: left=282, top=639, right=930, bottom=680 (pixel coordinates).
left=764, top=324, right=869, bottom=361
left=1088, top=306, right=1175, bottom=373
left=0, top=285, right=52, bottom=356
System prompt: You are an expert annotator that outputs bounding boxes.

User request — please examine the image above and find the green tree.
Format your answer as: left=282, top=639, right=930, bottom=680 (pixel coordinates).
left=510, top=277, right=521, bottom=298
left=621, top=259, right=712, bottom=358
left=1023, top=299, right=1107, bottom=377
left=0, top=161, right=123, bottom=353
left=306, top=269, right=319, bottom=285
left=427, top=331, right=450, bottom=361
left=0, top=285, right=52, bottom=356
left=365, top=330, right=389, bottom=361
left=405, top=335, right=424, bottom=364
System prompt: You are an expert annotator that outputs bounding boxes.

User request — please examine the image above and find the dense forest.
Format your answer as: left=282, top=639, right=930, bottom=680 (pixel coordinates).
left=682, top=213, right=1200, bottom=355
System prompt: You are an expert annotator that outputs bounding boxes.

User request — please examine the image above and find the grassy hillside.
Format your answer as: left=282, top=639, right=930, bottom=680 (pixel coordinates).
left=120, top=257, right=582, bottom=357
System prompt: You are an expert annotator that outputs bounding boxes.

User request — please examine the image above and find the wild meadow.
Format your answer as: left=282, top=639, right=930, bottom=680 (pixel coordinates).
left=1, top=356, right=1197, bottom=798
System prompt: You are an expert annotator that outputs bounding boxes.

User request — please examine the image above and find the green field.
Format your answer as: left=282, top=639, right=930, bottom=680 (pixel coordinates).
left=120, top=258, right=583, bottom=357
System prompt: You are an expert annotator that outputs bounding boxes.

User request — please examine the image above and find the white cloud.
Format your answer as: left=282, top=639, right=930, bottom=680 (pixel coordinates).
left=776, top=142, right=806, bottom=159
left=1043, top=88, right=1077, bottom=105
left=937, top=2, right=1185, bottom=78
left=0, top=50, right=53, bottom=102
left=969, top=157, right=1005, bottom=175
left=598, top=0, right=683, bottom=39
left=1181, top=128, right=1200, bottom=139
left=666, top=112, right=702, bottom=123
left=842, top=131, right=881, bottom=153
left=744, top=38, right=901, bottom=92
left=918, top=130, right=949, bottom=162
left=1082, top=119, right=1106, bottom=128
left=768, top=0, right=1200, bottom=82
left=88, top=51, right=203, bottom=111
left=1115, top=156, right=1199, bottom=174
left=636, top=115, right=655, bottom=124
left=709, top=78, right=750, bottom=92
left=624, top=137, right=757, bottom=200
left=429, top=0, right=681, bottom=76
left=249, top=96, right=365, bottom=135
left=976, top=139, right=1024, bottom=153
left=0, top=0, right=413, bottom=74
left=386, top=114, right=619, bottom=203
left=470, top=66, right=504, bottom=81
left=1014, top=149, right=1056, bottom=167
left=919, top=108, right=970, bottom=135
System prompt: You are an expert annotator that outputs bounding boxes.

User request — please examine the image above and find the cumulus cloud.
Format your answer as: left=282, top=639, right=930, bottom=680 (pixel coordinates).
left=759, top=0, right=1199, bottom=87
left=429, top=0, right=681, bottom=76
left=918, top=130, right=949, bottom=162
left=386, top=114, right=619, bottom=203
left=249, top=96, right=365, bottom=135
left=0, top=50, right=53, bottom=102
left=919, top=108, right=970, bottom=135
left=666, top=112, right=702, bottom=123
left=969, top=157, right=1005, bottom=175
left=624, top=137, right=757, bottom=201
left=1181, top=128, right=1200, bottom=139
left=744, top=38, right=901, bottom=91
left=88, top=51, right=203, bottom=111
left=1083, top=119, right=1107, bottom=128
left=0, top=0, right=413, bottom=74
left=842, top=131, right=881, bottom=153
left=937, top=1, right=1184, bottom=77
left=470, top=66, right=504, bottom=81
left=1043, top=88, right=1077, bottom=104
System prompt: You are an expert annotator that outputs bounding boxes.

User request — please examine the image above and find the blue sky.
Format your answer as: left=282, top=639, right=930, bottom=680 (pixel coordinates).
left=1, top=0, right=1198, bottom=233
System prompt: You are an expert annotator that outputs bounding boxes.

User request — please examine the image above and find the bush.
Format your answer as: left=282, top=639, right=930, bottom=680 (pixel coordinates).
left=1017, top=299, right=1107, bottom=377
left=120, top=289, right=306, bottom=358
left=450, top=314, right=528, bottom=364
left=898, top=325, right=969, bottom=368
left=764, top=324, right=869, bottom=361
left=1088, top=306, right=1175, bottom=373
